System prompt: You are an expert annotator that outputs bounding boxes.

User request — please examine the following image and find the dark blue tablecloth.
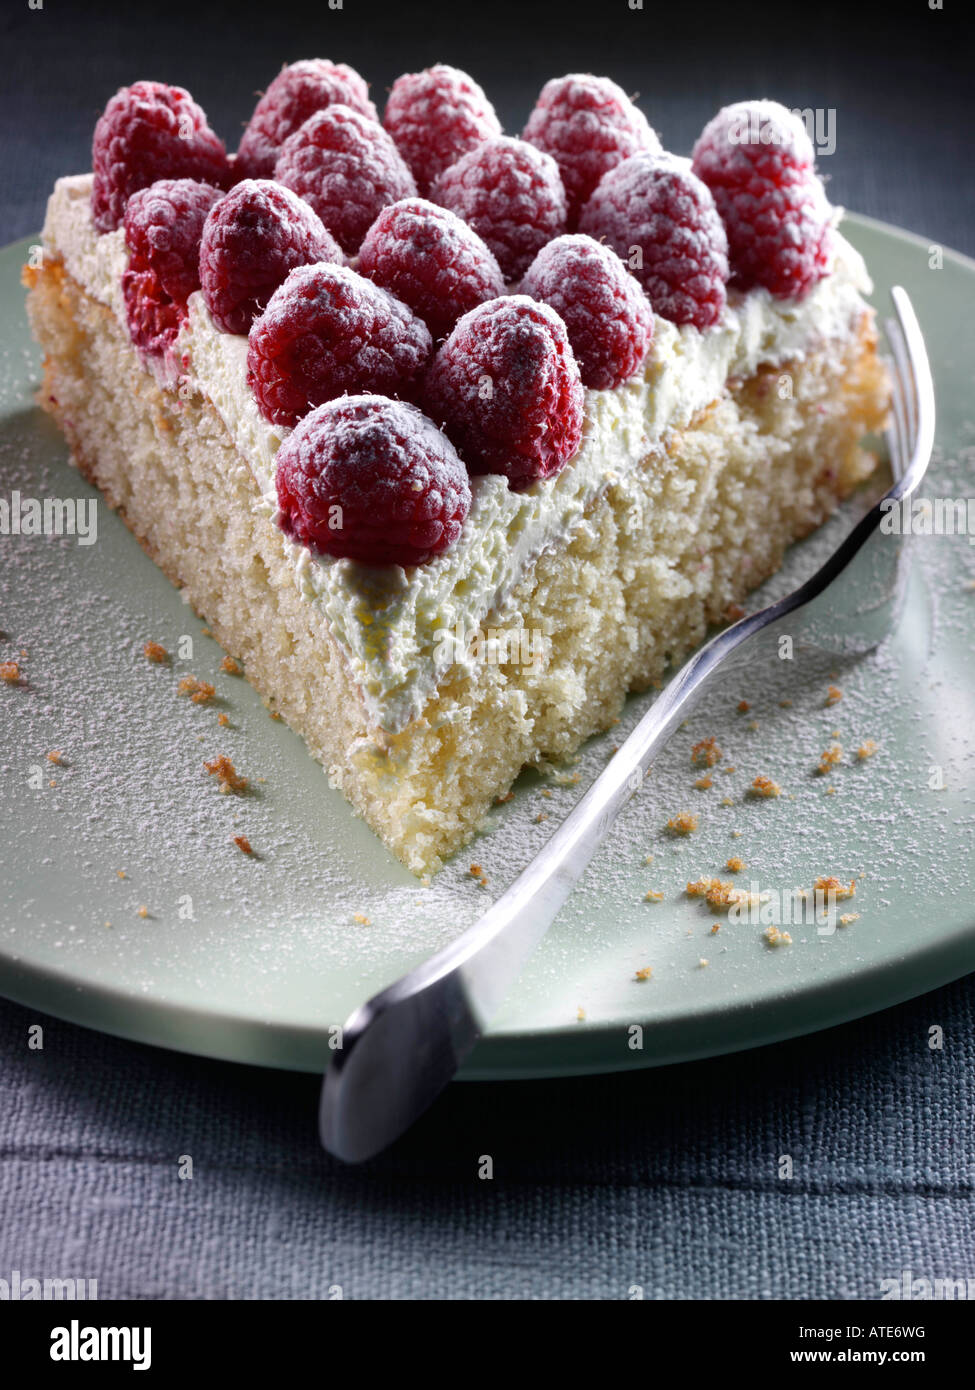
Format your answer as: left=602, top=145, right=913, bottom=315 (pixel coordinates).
left=2, top=0, right=973, bottom=1299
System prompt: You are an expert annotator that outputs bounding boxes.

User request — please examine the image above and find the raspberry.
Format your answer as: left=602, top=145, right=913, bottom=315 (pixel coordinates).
left=358, top=198, right=505, bottom=341
left=198, top=179, right=342, bottom=335
left=692, top=101, right=832, bottom=298
left=383, top=64, right=502, bottom=196
left=275, top=394, right=470, bottom=566
left=273, top=105, right=416, bottom=255
left=123, top=178, right=223, bottom=304
left=91, top=81, right=230, bottom=234
left=430, top=137, right=567, bottom=282
left=579, top=152, right=729, bottom=329
left=521, top=234, right=653, bottom=390
left=121, top=264, right=184, bottom=355
left=423, top=295, right=583, bottom=490
left=692, top=100, right=815, bottom=187
left=523, top=74, right=660, bottom=228
left=235, top=59, right=378, bottom=179
left=247, top=262, right=432, bottom=428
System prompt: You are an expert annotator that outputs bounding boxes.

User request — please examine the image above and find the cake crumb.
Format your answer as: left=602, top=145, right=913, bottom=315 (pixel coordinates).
left=748, top=775, right=781, bottom=798
left=825, top=684, right=843, bottom=706
left=825, top=786, right=837, bottom=796
left=634, top=966, right=653, bottom=982
left=534, top=812, right=548, bottom=823
left=143, top=641, right=168, bottom=664
left=644, top=854, right=654, bottom=866
left=217, top=713, right=230, bottom=727
left=576, top=1006, right=586, bottom=1022
left=221, top=656, right=242, bottom=676
left=737, top=699, right=750, bottom=713
left=710, top=923, right=721, bottom=935
left=691, top=736, right=722, bottom=768
left=116, top=870, right=126, bottom=880
left=552, top=770, right=580, bottom=786
left=694, top=776, right=713, bottom=790
left=0, top=661, right=21, bottom=683
left=698, top=958, right=709, bottom=968
left=815, top=875, right=856, bottom=901
left=725, top=604, right=746, bottom=623
left=644, top=889, right=664, bottom=902
left=764, top=926, right=792, bottom=947
left=725, top=857, right=745, bottom=873
left=204, top=755, right=248, bottom=794
left=720, top=796, right=733, bottom=806
left=353, top=912, right=370, bottom=926
left=857, top=740, right=878, bottom=760
left=687, top=876, right=765, bottom=911
left=494, top=791, right=514, bottom=804
left=46, top=750, right=63, bottom=765
left=137, top=905, right=149, bottom=919
left=178, top=675, right=215, bottom=704
left=779, top=698, right=793, bottom=708
left=816, top=743, right=843, bottom=775
left=234, top=835, right=254, bottom=856
left=667, top=811, right=699, bottom=835
left=839, top=912, right=860, bottom=926
left=269, top=709, right=283, bottom=721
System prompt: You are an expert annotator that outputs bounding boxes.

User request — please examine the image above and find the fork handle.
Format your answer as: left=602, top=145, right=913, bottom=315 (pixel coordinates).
left=319, top=613, right=761, bottom=1163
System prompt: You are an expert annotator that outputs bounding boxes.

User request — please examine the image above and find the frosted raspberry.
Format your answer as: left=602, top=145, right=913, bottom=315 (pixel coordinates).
left=383, top=64, right=502, bottom=196
left=91, top=81, right=230, bottom=233
left=273, top=105, right=416, bottom=255
left=521, top=234, right=653, bottom=390
left=123, top=178, right=222, bottom=304
left=579, top=152, right=728, bottom=329
left=423, top=295, right=583, bottom=490
left=247, top=262, right=432, bottom=427
left=235, top=59, right=378, bottom=179
left=275, top=394, right=470, bottom=566
left=358, top=198, right=505, bottom=341
left=199, top=179, right=342, bottom=335
left=692, top=101, right=832, bottom=298
left=430, top=137, right=567, bottom=281
left=523, top=74, right=660, bottom=227
left=692, top=100, right=815, bottom=187
left=121, top=264, right=184, bottom=355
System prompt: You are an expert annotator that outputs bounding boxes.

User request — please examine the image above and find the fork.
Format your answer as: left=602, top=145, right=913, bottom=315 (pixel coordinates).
left=319, top=287, right=936, bottom=1163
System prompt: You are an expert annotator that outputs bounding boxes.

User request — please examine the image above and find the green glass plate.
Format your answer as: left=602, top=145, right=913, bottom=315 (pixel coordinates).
left=1, top=215, right=973, bottom=1079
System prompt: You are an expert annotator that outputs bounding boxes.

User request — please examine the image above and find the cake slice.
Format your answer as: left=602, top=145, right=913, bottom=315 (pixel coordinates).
left=24, top=73, right=889, bottom=875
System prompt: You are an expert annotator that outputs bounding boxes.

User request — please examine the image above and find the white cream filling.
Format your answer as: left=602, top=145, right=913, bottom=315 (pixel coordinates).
left=43, top=172, right=873, bottom=733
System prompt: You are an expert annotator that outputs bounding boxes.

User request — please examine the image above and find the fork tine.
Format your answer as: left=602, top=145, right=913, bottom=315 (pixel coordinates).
left=884, top=319, right=909, bottom=479
left=890, top=285, right=936, bottom=483
left=888, top=317, right=918, bottom=461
